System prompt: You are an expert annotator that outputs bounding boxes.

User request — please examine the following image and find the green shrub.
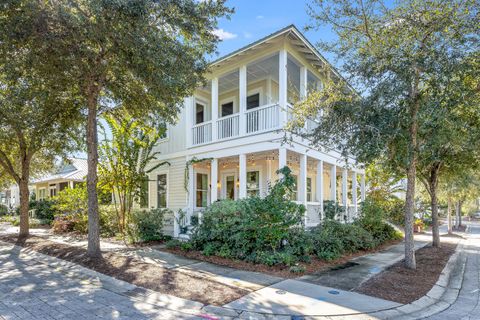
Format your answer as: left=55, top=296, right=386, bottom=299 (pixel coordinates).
left=165, top=239, right=183, bottom=249
left=99, top=205, right=120, bottom=237
left=0, top=204, right=8, bottom=215
left=191, top=167, right=307, bottom=266
left=30, top=199, right=56, bottom=221
left=127, top=208, right=169, bottom=243
left=52, top=186, right=87, bottom=216
left=357, top=198, right=403, bottom=245
left=323, top=200, right=345, bottom=220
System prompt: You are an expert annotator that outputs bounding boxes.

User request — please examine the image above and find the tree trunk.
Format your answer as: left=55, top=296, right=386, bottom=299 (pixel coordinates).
left=428, top=165, right=440, bottom=247
left=457, top=200, right=463, bottom=227
left=18, top=177, right=30, bottom=237
left=86, top=93, right=101, bottom=257
left=404, top=165, right=417, bottom=269
left=18, top=152, right=31, bottom=237
left=447, top=197, right=452, bottom=234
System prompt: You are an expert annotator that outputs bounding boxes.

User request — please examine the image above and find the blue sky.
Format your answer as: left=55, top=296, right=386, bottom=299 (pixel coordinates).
left=211, top=0, right=338, bottom=65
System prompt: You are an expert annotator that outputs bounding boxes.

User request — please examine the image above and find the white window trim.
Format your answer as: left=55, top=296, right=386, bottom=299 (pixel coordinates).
left=194, top=167, right=210, bottom=208
left=194, top=98, right=210, bottom=124
left=219, top=95, right=238, bottom=117
left=246, top=165, right=263, bottom=197
left=155, top=171, right=169, bottom=209
left=38, top=187, right=46, bottom=201
left=221, top=170, right=237, bottom=200
left=247, top=87, right=264, bottom=107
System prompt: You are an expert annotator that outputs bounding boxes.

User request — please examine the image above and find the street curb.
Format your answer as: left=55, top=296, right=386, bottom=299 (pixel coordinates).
left=369, top=237, right=467, bottom=320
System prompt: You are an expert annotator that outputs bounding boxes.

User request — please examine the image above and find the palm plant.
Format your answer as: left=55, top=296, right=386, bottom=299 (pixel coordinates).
left=99, top=111, right=168, bottom=234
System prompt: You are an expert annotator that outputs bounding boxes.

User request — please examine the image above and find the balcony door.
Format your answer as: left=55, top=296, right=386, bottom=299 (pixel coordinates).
left=246, top=91, right=261, bottom=133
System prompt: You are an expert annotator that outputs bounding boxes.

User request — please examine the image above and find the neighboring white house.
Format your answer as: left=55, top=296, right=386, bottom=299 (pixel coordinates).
left=0, top=184, right=20, bottom=210
left=31, top=158, right=88, bottom=200
left=145, top=25, right=366, bottom=237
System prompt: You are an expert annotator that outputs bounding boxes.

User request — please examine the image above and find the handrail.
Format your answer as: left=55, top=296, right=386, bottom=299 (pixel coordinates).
left=217, top=113, right=239, bottom=121
left=245, top=103, right=279, bottom=114
left=192, top=120, right=212, bottom=128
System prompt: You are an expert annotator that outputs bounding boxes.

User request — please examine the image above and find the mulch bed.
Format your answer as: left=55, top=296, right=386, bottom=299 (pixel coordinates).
left=0, top=234, right=248, bottom=306
left=356, top=242, right=457, bottom=304
left=162, top=239, right=402, bottom=279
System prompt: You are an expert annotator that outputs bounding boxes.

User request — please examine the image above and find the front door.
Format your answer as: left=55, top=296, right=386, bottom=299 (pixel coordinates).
left=222, top=173, right=237, bottom=200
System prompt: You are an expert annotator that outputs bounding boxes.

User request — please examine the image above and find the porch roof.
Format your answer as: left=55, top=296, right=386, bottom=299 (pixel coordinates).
left=209, top=24, right=352, bottom=91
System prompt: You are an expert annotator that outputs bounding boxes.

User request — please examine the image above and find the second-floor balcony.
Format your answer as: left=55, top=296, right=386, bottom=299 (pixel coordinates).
left=187, top=48, right=324, bottom=147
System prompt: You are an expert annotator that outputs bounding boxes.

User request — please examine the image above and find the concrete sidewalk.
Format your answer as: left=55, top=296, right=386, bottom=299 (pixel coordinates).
left=1, top=222, right=471, bottom=319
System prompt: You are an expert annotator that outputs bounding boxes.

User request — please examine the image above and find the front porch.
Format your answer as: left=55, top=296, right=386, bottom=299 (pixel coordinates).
left=174, top=148, right=365, bottom=238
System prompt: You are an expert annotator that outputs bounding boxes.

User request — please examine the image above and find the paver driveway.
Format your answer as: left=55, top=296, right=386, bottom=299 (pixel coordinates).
left=0, top=242, right=203, bottom=320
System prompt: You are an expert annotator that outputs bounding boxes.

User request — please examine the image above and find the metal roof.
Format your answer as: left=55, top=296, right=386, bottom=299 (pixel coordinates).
left=32, top=158, right=88, bottom=184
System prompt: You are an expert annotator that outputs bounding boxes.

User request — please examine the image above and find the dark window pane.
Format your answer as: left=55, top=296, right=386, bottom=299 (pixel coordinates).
left=196, top=173, right=208, bottom=207
left=157, top=174, right=167, bottom=208
left=221, top=102, right=234, bottom=117
left=196, top=103, right=204, bottom=124
left=246, top=93, right=260, bottom=110
left=140, top=177, right=149, bottom=208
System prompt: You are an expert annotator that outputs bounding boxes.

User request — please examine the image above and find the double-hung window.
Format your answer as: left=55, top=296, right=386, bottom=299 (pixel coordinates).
left=307, top=177, right=312, bottom=202
left=157, top=174, right=167, bottom=208
left=291, top=175, right=298, bottom=201
left=196, top=173, right=208, bottom=207
left=246, top=171, right=260, bottom=197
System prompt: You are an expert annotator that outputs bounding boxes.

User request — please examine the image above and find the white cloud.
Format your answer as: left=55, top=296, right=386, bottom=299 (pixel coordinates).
left=243, top=32, right=252, bottom=39
left=256, top=15, right=264, bottom=19
left=212, top=28, right=238, bottom=40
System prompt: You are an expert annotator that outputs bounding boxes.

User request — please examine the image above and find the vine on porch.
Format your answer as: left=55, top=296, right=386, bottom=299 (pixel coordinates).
left=184, top=157, right=213, bottom=193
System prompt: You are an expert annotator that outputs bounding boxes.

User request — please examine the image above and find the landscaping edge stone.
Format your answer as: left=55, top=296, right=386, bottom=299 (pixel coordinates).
left=370, top=236, right=467, bottom=320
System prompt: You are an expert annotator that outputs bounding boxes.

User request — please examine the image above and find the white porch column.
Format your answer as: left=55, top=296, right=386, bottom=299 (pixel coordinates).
left=278, top=49, right=288, bottom=127
left=299, top=153, right=308, bottom=225
left=278, top=147, right=287, bottom=178
left=239, top=154, right=247, bottom=199
left=185, top=97, right=194, bottom=147
left=188, top=164, right=195, bottom=210
left=211, top=78, right=219, bottom=141
left=239, top=66, right=247, bottom=136
left=342, top=168, right=348, bottom=222
left=300, top=66, right=308, bottom=100
left=316, top=160, right=324, bottom=218
left=360, top=173, right=366, bottom=201
left=266, top=159, right=272, bottom=193
left=330, top=164, right=337, bottom=202
left=352, top=171, right=358, bottom=215
left=342, top=169, right=348, bottom=206
left=211, top=158, right=218, bottom=203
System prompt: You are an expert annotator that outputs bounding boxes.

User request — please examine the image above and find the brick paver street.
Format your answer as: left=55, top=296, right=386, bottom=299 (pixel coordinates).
left=0, top=242, right=202, bottom=320
left=1, top=221, right=479, bottom=320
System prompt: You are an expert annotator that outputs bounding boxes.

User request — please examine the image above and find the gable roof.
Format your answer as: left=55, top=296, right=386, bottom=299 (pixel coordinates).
left=32, top=158, right=88, bottom=184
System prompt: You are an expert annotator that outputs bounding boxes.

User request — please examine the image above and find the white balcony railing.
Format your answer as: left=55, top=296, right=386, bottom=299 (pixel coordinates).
left=192, top=121, right=212, bottom=145
left=217, top=113, right=239, bottom=140
left=245, top=103, right=280, bottom=134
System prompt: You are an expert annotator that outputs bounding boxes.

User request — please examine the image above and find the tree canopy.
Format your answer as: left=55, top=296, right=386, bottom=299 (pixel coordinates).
left=296, top=0, right=480, bottom=268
